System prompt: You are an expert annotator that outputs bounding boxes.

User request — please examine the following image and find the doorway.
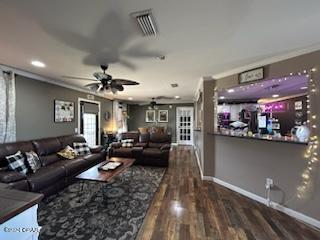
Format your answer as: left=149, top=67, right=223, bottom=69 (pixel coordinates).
left=78, top=98, right=101, bottom=146
left=176, top=107, right=194, bottom=145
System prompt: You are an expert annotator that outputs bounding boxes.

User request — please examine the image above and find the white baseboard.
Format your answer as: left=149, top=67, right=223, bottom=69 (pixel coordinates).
left=202, top=176, right=320, bottom=229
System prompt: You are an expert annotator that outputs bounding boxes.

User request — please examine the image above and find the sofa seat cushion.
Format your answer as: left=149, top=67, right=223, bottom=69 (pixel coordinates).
left=27, top=164, right=66, bottom=192
left=54, top=159, right=88, bottom=177
left=148, top=142, right=166, bottom=149
left=142, top=148, right=163, bottom=158
left=82, top=153, right=104, bottom=166
left=112, top=148, right=133, bottom=158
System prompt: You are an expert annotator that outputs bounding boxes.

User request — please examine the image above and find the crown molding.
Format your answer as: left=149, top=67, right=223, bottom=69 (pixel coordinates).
left=0, top=63, right=114, bottom=100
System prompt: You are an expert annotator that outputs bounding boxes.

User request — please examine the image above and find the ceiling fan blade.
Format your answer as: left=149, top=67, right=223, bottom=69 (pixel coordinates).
left=155, top=96, right=174, bottom=100
left=110, top=82, right=124, bottom=91
left=113, top=79, right=139, bottom=85
left=62, top=76, right=98, bottom=81
left=96, top=84, right=103, bottom=92
left=93, top=72, right=110, bottom=80
left=84, top=82, right=100, bottom=88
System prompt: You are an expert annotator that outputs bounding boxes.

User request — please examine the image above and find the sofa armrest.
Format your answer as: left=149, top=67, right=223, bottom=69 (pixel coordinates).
left=160, top=144, right=171, bottom=151
left=90, top=145, right=104, bottom=153
left=0, top=170, right=27, bottom=183
left=110, top=142, right=122, bottom=149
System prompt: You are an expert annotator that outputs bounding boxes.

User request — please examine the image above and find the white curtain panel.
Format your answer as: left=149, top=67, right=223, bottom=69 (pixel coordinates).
left=0, top=71, right=16, bottom=143
left=112, top=101, right=128, bottom=133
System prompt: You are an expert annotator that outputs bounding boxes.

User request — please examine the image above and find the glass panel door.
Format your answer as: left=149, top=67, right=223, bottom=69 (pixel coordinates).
left=177, top=107, right=194, bottom=145
left=83, top=113, right=97, bottom=147
left=79, top=100, right=99, bottom=146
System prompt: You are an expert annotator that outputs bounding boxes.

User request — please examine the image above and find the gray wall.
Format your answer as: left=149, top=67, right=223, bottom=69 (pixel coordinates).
left=196, top=50, right=320, bottom=221
left=15, top=75, right=113, bottom=141
left=127, top=103, right=193, bottom=143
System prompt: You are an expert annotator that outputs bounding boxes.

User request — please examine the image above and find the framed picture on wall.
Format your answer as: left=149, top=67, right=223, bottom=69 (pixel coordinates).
left=146, top=110, right=156, bottom=122
left=158, top=110, right=168, bottom=122
left=54, top=100, right=75, bottom=122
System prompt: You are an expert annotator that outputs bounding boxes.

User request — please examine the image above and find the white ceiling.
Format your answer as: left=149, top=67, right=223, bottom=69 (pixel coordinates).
left=1, top=0, right=320, bottom=103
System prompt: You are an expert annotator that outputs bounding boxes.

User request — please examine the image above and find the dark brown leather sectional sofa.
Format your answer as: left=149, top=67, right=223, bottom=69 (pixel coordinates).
left=109, top=132, right=171, bottom=167
left=0, top=135, right=106, bottom=196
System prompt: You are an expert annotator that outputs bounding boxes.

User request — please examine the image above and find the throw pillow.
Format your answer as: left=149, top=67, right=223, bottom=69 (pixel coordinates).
left=25, top=151, right=41, bottom=173
left=58, top=145, right=78, bottom=159
left=121, top=139, right=134, bottom=148
left=5, top=151, right=29, bottom=175
left=73, top=142, right=91, bottom=155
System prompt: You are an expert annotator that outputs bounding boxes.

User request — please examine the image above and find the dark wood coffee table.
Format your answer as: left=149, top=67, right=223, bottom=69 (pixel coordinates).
left=76, top=157, right=135, bottom=182
left=75, top=157, right=135, bottom=201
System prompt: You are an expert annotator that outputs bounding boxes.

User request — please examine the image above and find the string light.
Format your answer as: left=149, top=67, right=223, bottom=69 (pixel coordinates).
left=296, top=67, right=319, bottom=200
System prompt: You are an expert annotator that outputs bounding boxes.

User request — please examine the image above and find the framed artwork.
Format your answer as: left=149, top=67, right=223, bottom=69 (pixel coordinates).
left=158, top=110, right=168, bottom=122
left=295, top=101, right=303, bottom=110
left=54, top=100, right=75, bottom=122
left=146, top=110, right=156, bottom=122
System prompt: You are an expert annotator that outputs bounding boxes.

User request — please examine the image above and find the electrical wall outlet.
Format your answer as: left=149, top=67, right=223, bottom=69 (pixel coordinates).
left=266, top=178, right=274, bottom=188
left=75, top=128, right=78, bottom=133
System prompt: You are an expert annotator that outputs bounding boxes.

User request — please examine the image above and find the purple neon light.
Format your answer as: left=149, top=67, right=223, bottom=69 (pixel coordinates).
left=263, top=102, right=287, bottom=112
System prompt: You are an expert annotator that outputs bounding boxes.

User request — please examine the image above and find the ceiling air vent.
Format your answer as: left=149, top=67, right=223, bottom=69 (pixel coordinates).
left=131, top=9, right=158, bottom=36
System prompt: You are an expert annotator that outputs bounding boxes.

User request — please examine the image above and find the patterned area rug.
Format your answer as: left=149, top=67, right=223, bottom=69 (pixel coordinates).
left=38, top=165, right=165, bottom=240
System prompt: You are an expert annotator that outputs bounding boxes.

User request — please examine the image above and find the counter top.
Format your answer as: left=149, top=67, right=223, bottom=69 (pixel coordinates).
left=209, top=131, right=308, bottom=145
left=0, top=189, right=43, bottom=224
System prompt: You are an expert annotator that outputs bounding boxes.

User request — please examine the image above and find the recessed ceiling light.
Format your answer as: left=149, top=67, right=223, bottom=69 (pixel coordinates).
left=174, top=96, right=180, bottom=99
left=272, top=94, right=279, bottom=98
left=300, top=86, right=308, bottom=90
left=171, top=83, right=179, bottom=88
left=31, top=60, right=46, bottom=68
left=227, top=89, right=235, bottom=93
left=219, top=96, right=225, bottom=99
left=128, top=97, right=133, bottom=100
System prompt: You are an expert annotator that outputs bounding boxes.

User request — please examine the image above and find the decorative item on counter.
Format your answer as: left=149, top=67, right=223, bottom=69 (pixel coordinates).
left=267, top=119, right=273, bottom=134
left=247, top=131, right=253, bottom=137
left=295, top=125, right=310, bottom=142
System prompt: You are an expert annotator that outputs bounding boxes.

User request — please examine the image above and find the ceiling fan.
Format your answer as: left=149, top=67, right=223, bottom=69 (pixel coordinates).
left=147, top=96, right=175, bottom=109
left=62, top=65, right=139, bottom=94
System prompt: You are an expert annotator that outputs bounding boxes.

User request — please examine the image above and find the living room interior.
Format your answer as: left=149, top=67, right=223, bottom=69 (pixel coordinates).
left=1, top=1, right=320, bottom=240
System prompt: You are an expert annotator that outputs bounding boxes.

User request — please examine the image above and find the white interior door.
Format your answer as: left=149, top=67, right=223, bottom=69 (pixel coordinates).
left=78, top=99, right=101, bottom=146
left=83, top=113, right=97, bottom=147
left=176, top=107, right=194, bottom=145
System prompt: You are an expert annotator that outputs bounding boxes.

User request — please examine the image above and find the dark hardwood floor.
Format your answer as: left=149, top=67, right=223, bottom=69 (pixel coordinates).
left=137, top=146, right=320, bottom=240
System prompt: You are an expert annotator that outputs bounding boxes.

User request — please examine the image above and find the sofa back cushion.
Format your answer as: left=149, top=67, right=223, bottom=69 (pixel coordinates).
left=58, top=135, right=86, bottom=148
left=0, top=141, right=35, bottom=168
left=32, top=137, right=62, bottom=166
left=139, top=133, right=150, bottom=143
left=149, top=133, right=171, bottom=144
left=120, top=132, right=139, bottom=143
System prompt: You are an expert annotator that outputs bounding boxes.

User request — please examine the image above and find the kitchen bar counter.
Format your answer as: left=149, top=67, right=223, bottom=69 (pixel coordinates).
left=0, top=189, right=43, bottom=224
left=209, top=131, right=308, bottom=145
